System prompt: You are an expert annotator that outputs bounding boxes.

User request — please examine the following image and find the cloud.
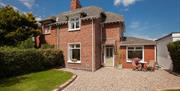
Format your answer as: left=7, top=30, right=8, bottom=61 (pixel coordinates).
left=0, top=2, right=20, bottom=11
left=114, top=0, right=139, bottom=7
left=18, top=0, right=36, bottom=9
left=126, top=20, right=161, bottom=40
left=0, top=2, right=6, bottom=7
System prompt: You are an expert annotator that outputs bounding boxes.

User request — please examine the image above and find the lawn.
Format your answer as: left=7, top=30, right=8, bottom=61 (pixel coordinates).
left=0, top=69, right=73, bottom=91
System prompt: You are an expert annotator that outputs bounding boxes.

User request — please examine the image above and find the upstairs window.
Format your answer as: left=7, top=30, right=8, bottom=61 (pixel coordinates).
left=68, top=17, right=80, bottom=31
left=44, top=26, right=51, bottom=34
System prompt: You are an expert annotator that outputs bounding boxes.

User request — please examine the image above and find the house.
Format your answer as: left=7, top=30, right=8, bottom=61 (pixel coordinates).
left=156, top=32, right=180, bottom=70
left=36, top=0, right=156, bottom=71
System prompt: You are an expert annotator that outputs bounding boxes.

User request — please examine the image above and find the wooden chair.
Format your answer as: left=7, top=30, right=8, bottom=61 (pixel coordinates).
left=147, top=60, right=156, bottom=71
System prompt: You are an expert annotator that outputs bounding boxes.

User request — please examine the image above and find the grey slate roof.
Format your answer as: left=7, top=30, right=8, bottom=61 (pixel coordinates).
left=40, top=6, right=124, bottom=25
left=120, top=37, right=156, bottom=46
left=104, top=12, right=124, bottom=23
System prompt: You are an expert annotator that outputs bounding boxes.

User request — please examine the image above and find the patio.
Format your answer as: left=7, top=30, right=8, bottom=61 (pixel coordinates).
left=61, top=67, right=180, bottom=91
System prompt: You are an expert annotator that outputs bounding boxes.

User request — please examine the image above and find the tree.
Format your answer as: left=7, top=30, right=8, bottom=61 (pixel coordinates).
left=0, top=5, right=40, bottom=46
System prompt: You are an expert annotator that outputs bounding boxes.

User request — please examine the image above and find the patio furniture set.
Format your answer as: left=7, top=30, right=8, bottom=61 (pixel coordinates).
left=132, top=57, right=156, bottom=71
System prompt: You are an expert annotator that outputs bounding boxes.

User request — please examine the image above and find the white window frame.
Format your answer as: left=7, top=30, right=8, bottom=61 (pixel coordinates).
left=68, top=16, right=81, bottom=31
left=43, top=26, right=51, bottom=34
left=126, top=46, right=144, bottom=63
left=68, top=43, right=81, bottom=63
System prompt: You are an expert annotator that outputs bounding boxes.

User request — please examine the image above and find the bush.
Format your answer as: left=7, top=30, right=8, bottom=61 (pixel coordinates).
left=41, top=44, right=55, bottom=49
left=17, top=38, right=35, bottom=49
left=167, top=40, right=180, bottom=73
left=0, top=48, right=64, bottom=78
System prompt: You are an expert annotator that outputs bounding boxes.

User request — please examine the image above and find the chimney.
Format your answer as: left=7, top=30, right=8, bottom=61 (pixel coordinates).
left=71, top=0, right=81, bottom=11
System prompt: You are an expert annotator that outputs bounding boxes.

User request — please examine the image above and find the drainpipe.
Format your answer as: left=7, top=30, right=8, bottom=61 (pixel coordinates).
left=92, top=19, right=95, bottom=72
left=56, top=24, right=60, bottom=49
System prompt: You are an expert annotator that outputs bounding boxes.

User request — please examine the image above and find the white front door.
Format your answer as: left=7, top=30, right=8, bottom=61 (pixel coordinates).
left=104, top=47, right=114, bottom=67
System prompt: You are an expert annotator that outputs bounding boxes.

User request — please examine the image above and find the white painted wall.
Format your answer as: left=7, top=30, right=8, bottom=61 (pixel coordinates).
left=157, top=32, right=180, bottom=70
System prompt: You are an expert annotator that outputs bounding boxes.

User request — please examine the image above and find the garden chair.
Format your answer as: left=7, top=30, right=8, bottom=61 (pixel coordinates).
left=132, top=58, right=142, bottom=71
left=147, top=60, right=156, bottom=71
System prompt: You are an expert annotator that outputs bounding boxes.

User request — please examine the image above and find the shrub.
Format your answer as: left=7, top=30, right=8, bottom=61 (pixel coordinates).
left=17, top=38, right=35, bottom=49
left=41, top=44, right=55, bottom=49
left=167, top=40, right=180, bottom=73
left=0, top=48, right=64, bottom=78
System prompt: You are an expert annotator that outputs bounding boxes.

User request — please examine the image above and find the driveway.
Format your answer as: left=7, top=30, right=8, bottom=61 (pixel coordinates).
left=61, top=67, right=180, bottom=91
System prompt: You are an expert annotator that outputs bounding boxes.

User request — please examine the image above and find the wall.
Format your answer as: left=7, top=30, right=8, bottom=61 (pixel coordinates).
left=120, top=45, right=155, bottom=68
left=157, top=33, right=180, bottom=70
left=59, top=20, right=93, bottom=71
left=102, top=23, right=123, bottom=66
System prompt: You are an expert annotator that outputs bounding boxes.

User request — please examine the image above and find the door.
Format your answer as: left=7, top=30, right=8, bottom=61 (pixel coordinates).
left=104, top=47, right=114, bottom=67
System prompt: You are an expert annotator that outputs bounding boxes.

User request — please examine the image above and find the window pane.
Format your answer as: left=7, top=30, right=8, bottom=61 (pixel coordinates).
left=128, top=50, right=142, bottom=60
left=76, top=21, right=80, bottom=28
left=134, top=50, right=142, bottom=59
left=128, top=47, right=134, bottom=50
left=109, top=48, right=113, bottom=57
left=70, top=45, right=74, bottom=48
left=72, top=49, right=80, bottom=60
left=75, top=44, right=80, bottom=48
left=71, top=22, right=75, bottom=29
left=136, top=47, right=142, bottom=50
left=128, top=51, right=134, bottom=59
left=106, top=48, right=109, bottom=57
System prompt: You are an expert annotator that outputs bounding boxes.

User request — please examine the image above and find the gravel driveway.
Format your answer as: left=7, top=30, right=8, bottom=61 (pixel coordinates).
left=61, top=67, right=180, bottom=91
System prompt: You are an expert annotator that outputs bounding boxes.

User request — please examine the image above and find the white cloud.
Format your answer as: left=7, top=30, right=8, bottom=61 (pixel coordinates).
left=0, top=2, right=20, bottom=11
left=35, top=16, right=42, bottom=21
left=0, top=2, right=6, bottom=7
left=18, top=0, right=36, bottom=9
left=126, top=20, right=161, bottom=40
left=114, top=0, right=140, bottom=7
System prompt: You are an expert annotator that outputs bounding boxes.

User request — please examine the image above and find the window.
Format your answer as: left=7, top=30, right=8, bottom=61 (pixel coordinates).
left=68, top=17, right=80, bottom=31
left=44, top=26, right=51, bottom=34
left=68, top=43, right=81, bottom=63
left=127, top=46, right=144, bottom=62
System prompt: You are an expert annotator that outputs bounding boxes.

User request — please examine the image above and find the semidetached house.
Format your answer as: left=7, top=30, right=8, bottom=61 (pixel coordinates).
left=36, top=0, right=156, bottom=71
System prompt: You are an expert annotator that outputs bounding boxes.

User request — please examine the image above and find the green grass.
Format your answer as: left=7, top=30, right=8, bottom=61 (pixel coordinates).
left=0, top=69, right=73, bottom=91
left=163, top=89, right=180, bottom=91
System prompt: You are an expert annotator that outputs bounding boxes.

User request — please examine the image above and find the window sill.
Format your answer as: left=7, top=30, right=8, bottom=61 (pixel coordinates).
left=126, top=60, right=145, bottom=63
left=43, top=33, right=51, bottom=35
left=67, top=60, right=81, bottom=64
left=68, top=28, right=80, bottom=32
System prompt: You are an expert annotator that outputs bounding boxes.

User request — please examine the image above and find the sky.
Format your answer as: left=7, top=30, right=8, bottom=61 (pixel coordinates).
left=0, top=0, right=179, bottom=40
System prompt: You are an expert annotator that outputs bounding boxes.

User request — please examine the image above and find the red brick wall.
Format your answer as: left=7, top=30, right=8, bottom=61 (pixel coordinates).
left=59, top=20, right=93, bottom=71
left=43, top=28, right=57, bottom=45
left=94, top=19, right=102, bottom=70
left=102, top=23, right=123, bottom=66
left=120, top=45, right=155, bottom=68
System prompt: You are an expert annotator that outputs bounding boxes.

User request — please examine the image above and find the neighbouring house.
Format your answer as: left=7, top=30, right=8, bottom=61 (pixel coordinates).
left=36, top=0, right=156, bottom=71
left=156, top=32, right=180, bottom=70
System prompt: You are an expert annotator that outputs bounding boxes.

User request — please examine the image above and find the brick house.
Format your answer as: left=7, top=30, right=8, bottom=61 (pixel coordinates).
left=37, top=0, right=156, bottom=71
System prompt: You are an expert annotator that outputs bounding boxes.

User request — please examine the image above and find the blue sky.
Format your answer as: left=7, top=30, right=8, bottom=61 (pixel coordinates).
left=0, top=0, right=179, bottom=40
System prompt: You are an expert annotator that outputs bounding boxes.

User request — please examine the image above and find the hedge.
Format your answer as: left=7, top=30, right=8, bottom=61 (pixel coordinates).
left=0, top=48, right=64, bottom=78
left=167, top=40, right=180, bottom=73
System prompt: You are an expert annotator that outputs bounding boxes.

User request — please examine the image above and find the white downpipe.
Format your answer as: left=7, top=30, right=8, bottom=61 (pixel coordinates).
left=92, top=19, right=95, bottom=72
left=154, top=46, right=157, bottom=62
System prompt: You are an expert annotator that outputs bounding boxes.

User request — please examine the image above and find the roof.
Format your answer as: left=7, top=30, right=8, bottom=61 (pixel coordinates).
left=104, top=12, right=124, bottom=23
left=156, top=32, right=180, bottom=41
left=120, top=37, right=156, bottom=46
left=40, top=6, right=124, bottom=25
